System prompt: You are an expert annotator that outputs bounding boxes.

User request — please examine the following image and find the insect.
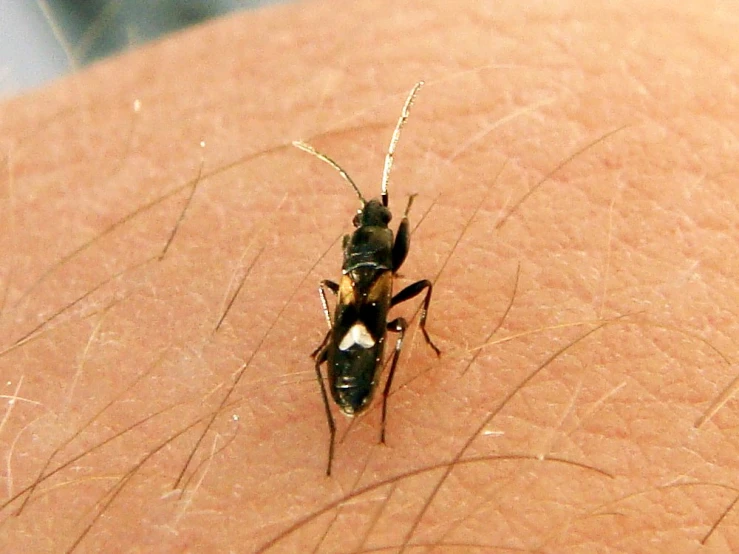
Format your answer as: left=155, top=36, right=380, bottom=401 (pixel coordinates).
left=293, top=81, right=441, bottom=475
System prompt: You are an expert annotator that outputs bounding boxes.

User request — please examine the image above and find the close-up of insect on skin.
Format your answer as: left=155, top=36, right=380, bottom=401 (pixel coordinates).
left=293, top=81, right=442, bottom=476
left=2, top=0, right=739, bottom=553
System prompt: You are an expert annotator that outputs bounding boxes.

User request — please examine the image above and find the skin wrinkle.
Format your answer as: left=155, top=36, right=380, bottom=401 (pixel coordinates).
left=0, top=0, right=738, bottom=552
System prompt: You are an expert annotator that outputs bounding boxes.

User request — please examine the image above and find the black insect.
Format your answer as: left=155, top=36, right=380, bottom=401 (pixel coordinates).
left=293, top=81, right=441, bottom=476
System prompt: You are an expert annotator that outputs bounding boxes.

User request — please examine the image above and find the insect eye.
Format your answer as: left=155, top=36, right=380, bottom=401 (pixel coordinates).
left=352, top=211, right=361, bottom=227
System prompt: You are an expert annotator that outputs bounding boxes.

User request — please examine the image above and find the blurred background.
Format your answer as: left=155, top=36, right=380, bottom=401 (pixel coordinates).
left=0, top=0, right=278, bottom=97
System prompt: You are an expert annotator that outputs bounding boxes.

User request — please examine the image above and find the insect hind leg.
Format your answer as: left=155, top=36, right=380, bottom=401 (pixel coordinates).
left=314, top=344, right=336, bottom=476
left=381, top=316, right=408, bottom=444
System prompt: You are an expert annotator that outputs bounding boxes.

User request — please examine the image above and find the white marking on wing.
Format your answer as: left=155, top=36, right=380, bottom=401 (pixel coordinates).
left=338, top=323, right=376, bottom=351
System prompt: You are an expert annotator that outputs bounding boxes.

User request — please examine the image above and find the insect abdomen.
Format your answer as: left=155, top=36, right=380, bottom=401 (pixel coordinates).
left=328, top=342, right=385, bottom=415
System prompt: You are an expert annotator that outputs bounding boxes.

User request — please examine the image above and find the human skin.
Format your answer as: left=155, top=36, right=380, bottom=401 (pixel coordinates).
left=1, top=0, right=738, bottom=552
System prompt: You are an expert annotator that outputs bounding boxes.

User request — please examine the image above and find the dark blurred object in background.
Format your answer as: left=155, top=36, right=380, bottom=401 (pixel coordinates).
left=0, top=0, right=276, bottom=96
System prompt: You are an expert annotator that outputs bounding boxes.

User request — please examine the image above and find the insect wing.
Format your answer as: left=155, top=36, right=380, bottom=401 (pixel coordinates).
left=328, top=272, right=393, bottom=414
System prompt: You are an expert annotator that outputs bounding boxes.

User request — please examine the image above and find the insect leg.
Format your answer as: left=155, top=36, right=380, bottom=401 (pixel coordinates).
left=391, top=194, right=417, bottom=272
left=318, top=279, right=339, bottom=330
left=310, top=329, right=331, bottom=359
left=381, top=316, right=408, bottom=444
left=391, top=279, right=441, bottom=356
left=314, top=344, right=336, bottom=476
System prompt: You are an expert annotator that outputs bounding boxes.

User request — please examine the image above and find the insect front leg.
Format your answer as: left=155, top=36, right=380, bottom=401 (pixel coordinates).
left=391, top=194, right=417, bottom=272
left=391, top=279, right=442, bottom=356
left=313, top=344, right=337, bottom=476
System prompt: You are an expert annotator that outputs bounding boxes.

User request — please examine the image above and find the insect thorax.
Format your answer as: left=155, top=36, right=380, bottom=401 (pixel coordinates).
left=343, top=226, right=393, bottom=270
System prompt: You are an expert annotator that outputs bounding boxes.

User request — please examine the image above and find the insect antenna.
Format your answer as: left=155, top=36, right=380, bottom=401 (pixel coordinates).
left=293, top=140, right=366, bottom=205
left=381, top=80, right=424, bottom=207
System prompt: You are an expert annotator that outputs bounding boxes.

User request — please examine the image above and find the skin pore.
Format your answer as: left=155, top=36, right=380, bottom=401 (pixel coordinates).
left=1, top=0, right=739, bottom=552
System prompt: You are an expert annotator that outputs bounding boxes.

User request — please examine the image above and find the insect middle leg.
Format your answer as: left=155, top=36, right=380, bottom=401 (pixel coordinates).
left=318, top=279, right=339, bottom=329
left=313, top=279, right=340, bottom=475
left=311, top=280, right=339, bottom=358
left=390, top=279, right=441, bottom=355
